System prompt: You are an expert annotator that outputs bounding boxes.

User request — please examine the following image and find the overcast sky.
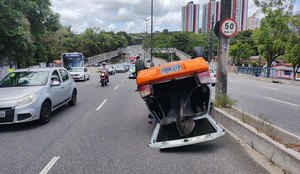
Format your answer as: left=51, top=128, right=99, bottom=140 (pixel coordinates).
left=50, top=0, right=300, bottom=33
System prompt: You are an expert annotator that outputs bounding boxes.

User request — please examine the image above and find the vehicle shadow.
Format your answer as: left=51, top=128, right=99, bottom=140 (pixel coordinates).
left=0, top=104, right=70, bottom=132
left=159, top=141, right=222, bottom=153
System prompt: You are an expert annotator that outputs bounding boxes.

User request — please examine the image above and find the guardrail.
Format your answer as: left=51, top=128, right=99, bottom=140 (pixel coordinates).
left=85, top=50, right=119, bottom=66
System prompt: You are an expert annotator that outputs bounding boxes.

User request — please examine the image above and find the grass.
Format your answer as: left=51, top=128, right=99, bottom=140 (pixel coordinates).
left=213, top=94, right=237, bottom=108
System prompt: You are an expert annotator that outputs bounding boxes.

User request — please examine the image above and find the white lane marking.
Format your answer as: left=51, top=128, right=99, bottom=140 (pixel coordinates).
left=40, top=156, right=60, bottom=174
left=229, top=80, right=240, bottom=83
left=114, top=85, right=119, bottom=90
left=96, top=99, right=107, bottom=111
left=260, top=86, right=278, bottom=90
left=264, top=97, right=299, bottom=107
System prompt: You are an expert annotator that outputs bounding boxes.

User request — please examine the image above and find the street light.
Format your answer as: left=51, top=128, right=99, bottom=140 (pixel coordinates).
left=139, top=17, right=150, bottom=59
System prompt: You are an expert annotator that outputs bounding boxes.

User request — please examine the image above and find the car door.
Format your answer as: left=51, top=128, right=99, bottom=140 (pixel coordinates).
left=49, top=70, right=65, bottom=108
left=58, top=69, right=73, bottom=101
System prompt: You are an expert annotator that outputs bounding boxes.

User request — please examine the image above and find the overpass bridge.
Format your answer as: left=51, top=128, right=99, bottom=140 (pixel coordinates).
left=85, top=45, right=192, bottom=66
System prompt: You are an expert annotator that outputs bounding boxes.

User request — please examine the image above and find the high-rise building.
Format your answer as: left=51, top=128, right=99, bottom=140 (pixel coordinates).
left=247, top=13, right=260, bottom=30
left=181, top=1, right=200, bottom=34
left=202, top=0, right=248, bottom=33
left=202, top=0, right=220, bottom=33
left=231, top=0, right=248, bottom=31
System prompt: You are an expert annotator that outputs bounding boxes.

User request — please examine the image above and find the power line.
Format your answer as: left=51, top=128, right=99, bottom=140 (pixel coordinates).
left=155, top=0, right=165, bottom=17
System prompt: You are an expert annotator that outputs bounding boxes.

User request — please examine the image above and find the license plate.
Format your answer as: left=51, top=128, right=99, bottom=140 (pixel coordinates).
left=160, top=64, right=181, bottom=74
left=0, top=111, right=6, bottom=118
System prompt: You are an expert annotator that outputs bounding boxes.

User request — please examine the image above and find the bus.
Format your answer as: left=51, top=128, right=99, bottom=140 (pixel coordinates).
left=61, top=52, right=84, bottom=70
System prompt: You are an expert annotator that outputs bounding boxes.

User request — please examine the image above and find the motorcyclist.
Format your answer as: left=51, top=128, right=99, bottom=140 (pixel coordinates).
left=99, top=62, right=109, bottom=82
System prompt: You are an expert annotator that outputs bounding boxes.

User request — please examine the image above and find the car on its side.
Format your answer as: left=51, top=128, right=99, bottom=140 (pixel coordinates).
left=209, top=68, right=216, bottom=86
left=0, top=67, right=77, bottom=125
left=69, top=67, right=90, bottom=81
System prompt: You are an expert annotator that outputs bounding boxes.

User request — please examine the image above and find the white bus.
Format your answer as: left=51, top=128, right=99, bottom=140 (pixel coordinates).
left=61, top=52, right=84, bottom=70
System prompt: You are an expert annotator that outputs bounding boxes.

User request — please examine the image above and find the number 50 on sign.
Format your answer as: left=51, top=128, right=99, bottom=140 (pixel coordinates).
left=220, top=18, right=238, bottom=38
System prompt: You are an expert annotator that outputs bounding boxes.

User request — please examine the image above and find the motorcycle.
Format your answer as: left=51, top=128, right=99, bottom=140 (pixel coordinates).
left=99, top=70, right=109, bottom=87
left=136, top=57, right=225, bottom=149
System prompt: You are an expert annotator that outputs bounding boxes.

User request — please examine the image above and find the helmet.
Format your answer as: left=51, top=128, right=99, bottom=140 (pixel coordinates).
left=102, top=62, right=107, bottom=66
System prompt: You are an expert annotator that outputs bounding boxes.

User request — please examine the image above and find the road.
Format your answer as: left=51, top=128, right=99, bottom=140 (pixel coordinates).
left=0, top=67, right=269, bottom=174
left=211, top=76, right=300, bottom=136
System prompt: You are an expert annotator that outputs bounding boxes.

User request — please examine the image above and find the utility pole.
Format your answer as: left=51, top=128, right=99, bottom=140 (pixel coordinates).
left=140, top=18, right=150, bottom=60
left=209, top=14, right=215, bottom=63
left=216, top=0, right=232, bottom=97
left=150, top=0, right=153, bottom=62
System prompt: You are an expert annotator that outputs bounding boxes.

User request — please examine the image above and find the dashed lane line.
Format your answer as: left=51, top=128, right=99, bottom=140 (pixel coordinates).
left=264, top=97, right=299, bottom=107
left=96, top=99, right=107, bottom=111
left=39, top=156, right=60, bottom=174
left=260, top=86, right=278, bottom=90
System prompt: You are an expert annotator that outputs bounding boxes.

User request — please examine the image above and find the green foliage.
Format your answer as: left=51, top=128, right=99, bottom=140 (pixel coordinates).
left=285, top=33, right=300, bottom=80
left=229, top=41, right=254, bottom=66
left=214, top=95, right=237, bottom=108
left=252, top=7, right=291, bottom=77
left=153, top=32, right=218, bottom=59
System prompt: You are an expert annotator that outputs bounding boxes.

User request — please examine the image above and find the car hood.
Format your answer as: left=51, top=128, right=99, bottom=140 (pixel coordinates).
left=0, top=86, right=44, bottom=101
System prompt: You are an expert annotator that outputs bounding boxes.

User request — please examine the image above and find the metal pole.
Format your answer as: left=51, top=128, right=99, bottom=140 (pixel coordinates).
left=150, top=0, right=153, bottom=62
left=209, top=14, right=215, bottom=63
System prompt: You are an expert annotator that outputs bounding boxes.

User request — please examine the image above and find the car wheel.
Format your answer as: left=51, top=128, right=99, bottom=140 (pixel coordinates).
left=83, top=76, right=86, bottom=81
left=68, top=90, right=77, bottom=106
left=39, top=101, right=52, bottom=124
left=87, top=75, right=90, bottom=80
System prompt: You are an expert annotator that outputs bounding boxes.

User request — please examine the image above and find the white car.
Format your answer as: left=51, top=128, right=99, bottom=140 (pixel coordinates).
left=0, top=67, right=77, bottom=124
left=69, top=67, right=90, bottom=81
left=210, top=68, right=216, bottom=86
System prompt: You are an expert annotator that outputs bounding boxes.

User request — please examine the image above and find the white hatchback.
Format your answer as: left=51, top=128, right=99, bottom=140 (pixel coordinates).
left=0, top=67, right=77, bottom=124
left=69, top=67, right=90, bottom=81
left=209, top=68, right=216, bottom=86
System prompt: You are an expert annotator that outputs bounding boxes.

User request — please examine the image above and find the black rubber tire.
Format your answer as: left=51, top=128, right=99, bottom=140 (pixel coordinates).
left=101, top=81, right=104, bottom=87
left=68, top=90, right=77, bottom=106
left=39, top=101, right=52, bottom=124
left=87, top=76, right=90, bottom=80
left=193, top=46, right=204, bottom=58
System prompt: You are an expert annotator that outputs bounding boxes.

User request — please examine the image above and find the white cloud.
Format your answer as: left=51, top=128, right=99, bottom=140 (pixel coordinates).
left=108, top=24, right=117, bottom=30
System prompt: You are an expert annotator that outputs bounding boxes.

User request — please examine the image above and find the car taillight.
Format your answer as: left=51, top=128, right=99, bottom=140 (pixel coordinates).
left=139, top=84, right=151, bottom=98
left=197, top=71, right=211, bottom=84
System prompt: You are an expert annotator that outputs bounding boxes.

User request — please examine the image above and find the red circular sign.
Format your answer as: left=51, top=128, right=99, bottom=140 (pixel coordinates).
left=220, top=18, right=238, bottom=38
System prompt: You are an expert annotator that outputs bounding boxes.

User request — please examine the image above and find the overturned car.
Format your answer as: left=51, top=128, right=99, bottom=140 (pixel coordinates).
left=136, top=58, right=225, bottom=149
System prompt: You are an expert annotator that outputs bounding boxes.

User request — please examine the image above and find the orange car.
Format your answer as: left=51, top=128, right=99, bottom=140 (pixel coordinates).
left=136, top=57, right=224, bottom=149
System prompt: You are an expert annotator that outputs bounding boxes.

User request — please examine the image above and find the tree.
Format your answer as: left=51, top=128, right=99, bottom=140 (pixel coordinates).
left=285, top=34, right=300, bottom=80
left=252, top=8, right=291, bottom=77
left=229, top=41, right=254, bottom=66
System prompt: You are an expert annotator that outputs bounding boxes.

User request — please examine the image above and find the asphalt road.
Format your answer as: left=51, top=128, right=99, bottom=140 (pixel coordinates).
left=211, top=76, right=300, bottom=136
left=0, top=68, right=269, bottom=174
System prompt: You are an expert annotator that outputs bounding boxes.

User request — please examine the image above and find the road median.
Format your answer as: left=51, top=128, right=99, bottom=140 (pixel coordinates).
left=211, top=107, right=300, bottom=174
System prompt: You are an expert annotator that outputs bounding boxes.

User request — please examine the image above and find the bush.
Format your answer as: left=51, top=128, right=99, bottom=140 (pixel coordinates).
left=213, top=95, right=237, bottom=108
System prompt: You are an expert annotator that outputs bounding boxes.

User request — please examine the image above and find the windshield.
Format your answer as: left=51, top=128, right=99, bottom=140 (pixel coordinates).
left=0, top=71, right=49, bottom=87
left=69, top=67, right=84, bottom=72
left=62, top=53, right=84, bottom=69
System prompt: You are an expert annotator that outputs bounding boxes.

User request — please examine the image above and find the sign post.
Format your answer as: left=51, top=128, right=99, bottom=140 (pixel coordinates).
left=216, top=0, right=233, bottom=98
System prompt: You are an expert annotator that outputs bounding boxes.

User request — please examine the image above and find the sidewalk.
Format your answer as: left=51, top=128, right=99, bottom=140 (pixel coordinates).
left=229, top=72, right=300, bottom=86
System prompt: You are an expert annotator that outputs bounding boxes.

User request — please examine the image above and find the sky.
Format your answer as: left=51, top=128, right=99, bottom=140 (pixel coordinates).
left=50, top=0, right=300, bottom=34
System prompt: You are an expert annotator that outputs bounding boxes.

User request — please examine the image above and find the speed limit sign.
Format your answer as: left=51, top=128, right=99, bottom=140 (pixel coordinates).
left=220, top=18, right=238, bottom=38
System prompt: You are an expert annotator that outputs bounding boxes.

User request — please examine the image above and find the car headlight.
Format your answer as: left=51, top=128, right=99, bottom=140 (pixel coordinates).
left=16, top=95, right=36, bottom=107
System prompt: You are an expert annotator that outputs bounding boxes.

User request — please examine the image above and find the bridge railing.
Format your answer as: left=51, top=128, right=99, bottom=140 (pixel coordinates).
left=86, top=50, right=119, bottom=65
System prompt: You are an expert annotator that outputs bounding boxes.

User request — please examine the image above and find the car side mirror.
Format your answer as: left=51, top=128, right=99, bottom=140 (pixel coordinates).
left=51, top=80, right=60, bottom=86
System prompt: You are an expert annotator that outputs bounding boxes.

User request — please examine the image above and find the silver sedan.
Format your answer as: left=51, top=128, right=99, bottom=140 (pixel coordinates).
left=0, top=67, right=77, bottom=124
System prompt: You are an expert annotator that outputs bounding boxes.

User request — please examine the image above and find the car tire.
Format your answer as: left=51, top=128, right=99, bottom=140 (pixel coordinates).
left=83, top=76, right=86, bottom=81
left=68, top=90, right=77, bottom=106
left=87, top=76, right=90, bottom=80
left=39, top=101, right=52, bottom=124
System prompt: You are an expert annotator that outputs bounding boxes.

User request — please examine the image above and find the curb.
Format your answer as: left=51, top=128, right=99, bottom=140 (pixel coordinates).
left=211, top=108, right=300, bottom=174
